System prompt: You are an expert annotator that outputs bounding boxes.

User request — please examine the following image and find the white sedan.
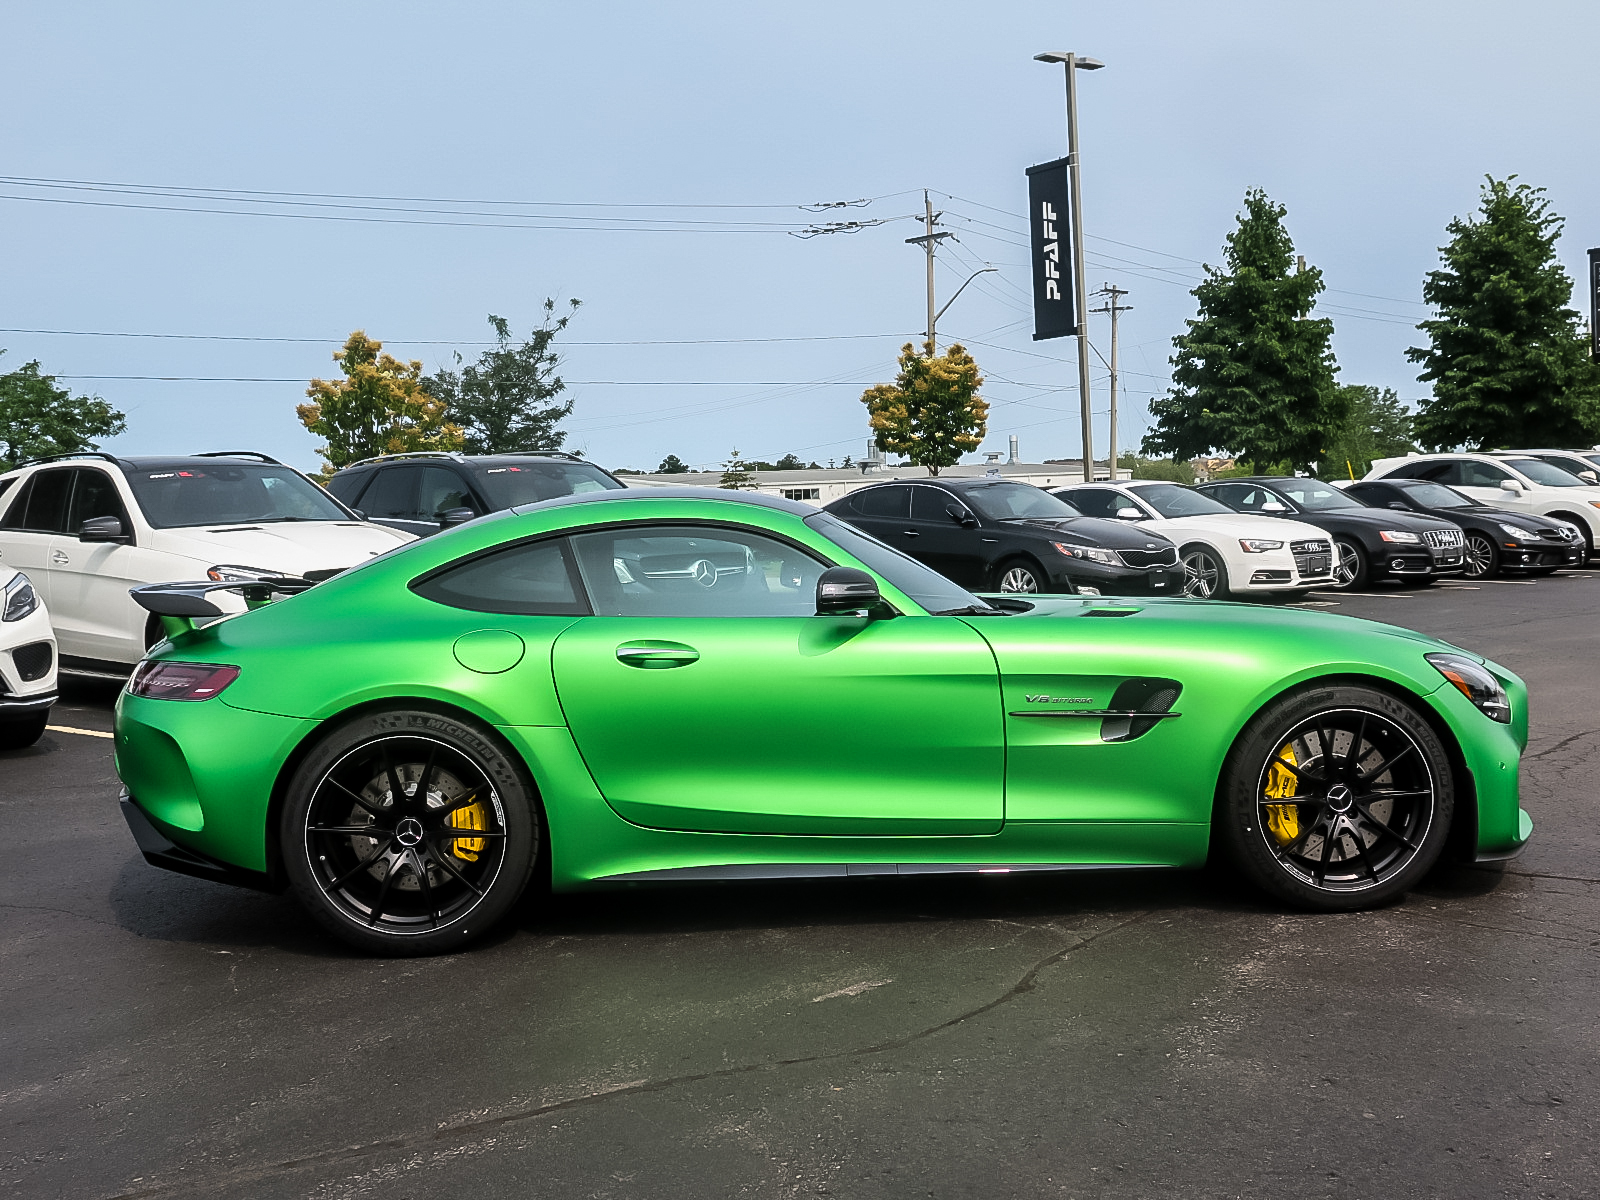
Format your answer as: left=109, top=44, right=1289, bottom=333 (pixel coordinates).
left=0, top=567, right=56, bottom=749
left=1051, top=481, right=1336, bottom=599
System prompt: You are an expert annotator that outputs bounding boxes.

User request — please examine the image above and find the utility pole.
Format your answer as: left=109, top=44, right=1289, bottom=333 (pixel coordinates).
left=1089, top=284, right=1131, bottom=480
left=905, top=190, right=952, bottom=352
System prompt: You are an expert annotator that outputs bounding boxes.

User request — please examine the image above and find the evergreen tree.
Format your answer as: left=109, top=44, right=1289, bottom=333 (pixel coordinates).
left=1407, top=177, right=1600, bottom=450
left=426, top=300, right=581, bottom=454
left=1142, top=189, right=1344, bottom=473
left=0, top=353, right=126, bottom=470
left=718, top=449, right=755, bottom=490
left=1319, top=385, right=1416, bottom=479
left=861, top=341, right=988, bottom=476
left=656, top=454, right=690, bottom=473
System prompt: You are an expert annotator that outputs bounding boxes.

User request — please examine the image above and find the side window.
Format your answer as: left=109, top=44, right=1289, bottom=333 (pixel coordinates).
left=1461, top=460, right=1511, bottom=487
left=1399, top=460, right=1458, bottom=484
left=853, top=486, right=910, bottom=518
left=1068, top=488, right=1120, bottom=518
left=909, top=486, right=958, bottom=520
left=0, top=476, right=33, bottom=528
left=323, top=471, right=367, bottom=505
left=1, top=469, right=74, bottom=533
left=569, top=525, right=826, bottom=618
left=358, top=467, right=420, bottom=520
left=412, top=537, right=589, bottom=616
left=66, top=469, right=130, bottom=530
left=1208, top=484, right=1255, bottom=511
left=418, top=467, right=475, bottom=518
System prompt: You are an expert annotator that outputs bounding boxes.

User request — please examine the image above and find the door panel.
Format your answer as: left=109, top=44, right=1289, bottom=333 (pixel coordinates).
left=0, top=470, right=75, bottom=606
left=551, top=615, right=1004, bottom=836
left=907, top=485, right=985, bottom=586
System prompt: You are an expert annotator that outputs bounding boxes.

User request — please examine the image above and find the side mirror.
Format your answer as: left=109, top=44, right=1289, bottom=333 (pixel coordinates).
left=438, top=507, right=477, bottom=529
left=1115, top=507, right=1144, bottom=520
left=816, top=566, right=882, bottom=615
left=79, top=516, right=129, bottom=543
left=946, top=503, right=978, bottom=527
left=1261, top=501, right=1288, bottom=513
left=1388, top=501, right=1410, bottom=511
left=1580, top=471, right=1598, bottom=485
left=1499, top=480, right=1522, bottom=494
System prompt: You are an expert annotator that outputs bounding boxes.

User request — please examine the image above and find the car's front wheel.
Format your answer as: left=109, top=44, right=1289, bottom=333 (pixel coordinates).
left=1180, top=544, right=1228, bottom=599
left=1463, top=533, right=1499, bottom=578
left=994, top=558, right=1045, bottom=594
left=1330, top=538, right=1368, bottom=590
left=282, top=709, right=539, bottom=955
left=1216, top=685, right=1453, bottom=911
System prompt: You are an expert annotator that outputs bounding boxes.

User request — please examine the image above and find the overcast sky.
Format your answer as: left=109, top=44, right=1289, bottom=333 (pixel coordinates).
left=5, top=0, right=1597, bottom=473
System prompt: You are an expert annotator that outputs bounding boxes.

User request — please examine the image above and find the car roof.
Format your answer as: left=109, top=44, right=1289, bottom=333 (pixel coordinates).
left=2, top=452, right=295, bottom=477
left=512, top=485, right=817, bottom=519
left=333, top=451, right=598, bottom=473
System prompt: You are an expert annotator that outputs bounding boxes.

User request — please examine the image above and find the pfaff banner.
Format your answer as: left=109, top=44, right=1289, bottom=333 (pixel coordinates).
left=1026, top=158, right=1074, bottom=340
left=1589, top=248, right=1600, bottom=363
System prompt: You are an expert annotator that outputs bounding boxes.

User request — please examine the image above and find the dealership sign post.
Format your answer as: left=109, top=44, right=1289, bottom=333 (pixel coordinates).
left=1027, top=158, right=1075, bottom=341
left=1589, top=247, right=1599, bottom=363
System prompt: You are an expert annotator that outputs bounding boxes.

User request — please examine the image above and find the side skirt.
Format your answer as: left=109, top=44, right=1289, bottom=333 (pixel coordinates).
left=599, top=861, right=1174, bottom=883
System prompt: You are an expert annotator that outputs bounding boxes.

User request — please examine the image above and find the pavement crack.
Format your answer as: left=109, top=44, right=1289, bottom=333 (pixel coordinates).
left=103, top=910, right=1151, bottom=1199
left=1522, top=728, right=1599, bottom=762
left=1505, top=869, right=1600, bottom=885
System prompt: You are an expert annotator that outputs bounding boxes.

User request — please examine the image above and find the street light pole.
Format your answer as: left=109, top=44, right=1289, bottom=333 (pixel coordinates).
left=1035, top=51, right=1103, bottom=482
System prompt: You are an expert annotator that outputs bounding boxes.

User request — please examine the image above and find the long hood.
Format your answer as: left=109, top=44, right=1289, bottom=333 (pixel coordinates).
left=1147, top=513, right=1329, bottom=543
left=148, top=521, right=414, bottom=574
left=1000, top=516, right=1176, bottom=550
left=1304, top=508, right=1458, bottom=532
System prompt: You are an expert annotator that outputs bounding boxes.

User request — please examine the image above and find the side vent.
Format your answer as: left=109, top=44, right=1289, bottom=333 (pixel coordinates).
left=1101, top=677, right=1182, bottom=743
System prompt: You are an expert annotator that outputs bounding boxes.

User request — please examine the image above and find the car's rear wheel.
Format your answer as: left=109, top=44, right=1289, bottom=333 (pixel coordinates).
left=0, top=713, right=49, bottom=751
left=1217, top=685, right=1453, bottom=911
left=995, top=558, right=1044, bottom=594
left=282, top=709, right=539, bottom=955
left=1180, top=544, right=1228, bottom=599
left=1330, top=538, right=1368, bottom=590
left=1463, top=533, right=1499, bottom=579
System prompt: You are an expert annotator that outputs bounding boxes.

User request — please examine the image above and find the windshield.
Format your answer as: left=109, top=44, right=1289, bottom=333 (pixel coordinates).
left=127, top=463, right=349, bottom=528
left=477, top=461, right=626, bottom=508
left=1131, top=483, right=1234, bottom=518
left=1503, top=457, right=1587, bottom=487
left=1399, top=482, right=1477, bottom=509
left=1276, top=480, right=1361, bottom=511
left=961, top=481, right=1081, bottom=520
left=805, top=512, right=995, bottom=615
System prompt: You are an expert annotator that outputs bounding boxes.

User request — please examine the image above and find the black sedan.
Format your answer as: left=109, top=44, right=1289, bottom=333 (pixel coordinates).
left=822, top=477, right=1183, bottom=595
left=1195, top=476, right=1466, bottom=589
left=1345, top=477, right=1584, bottom=578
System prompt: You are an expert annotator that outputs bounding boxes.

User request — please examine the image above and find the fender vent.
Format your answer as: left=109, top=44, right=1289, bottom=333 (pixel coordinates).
left=1101, top=677, right=1181, bottom=743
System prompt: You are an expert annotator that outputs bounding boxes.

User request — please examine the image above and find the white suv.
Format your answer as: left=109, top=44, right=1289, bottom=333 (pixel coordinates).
left=0, top=452, right=413, bottom=674
left=1366, top=453, right=1600, bottom=559
left=0, top=566, right=56, bottom=748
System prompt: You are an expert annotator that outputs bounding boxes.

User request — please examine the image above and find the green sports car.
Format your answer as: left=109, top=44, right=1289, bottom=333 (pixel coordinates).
left=114, top=488, right=1532, bottom=955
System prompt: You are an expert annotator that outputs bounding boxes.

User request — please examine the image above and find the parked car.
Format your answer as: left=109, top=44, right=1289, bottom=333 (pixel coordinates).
left=1344, top=478, right=1584, bottom=578
left=1366, top=453, right=1600, bottom=560
left=1491, top=449, right=1600, bottom=486
left=0, top=452, right=413, bottom=675
left=1195, top=477, right=1466, bottom=589
left=118, top=487, right=1530, bottom=954
left=821, top=477, right=1182, bottom=596
left=325, top=451, right=628, bottom=538
left=1052, top=480, right=1335, bottom=599
left=0, top=567, right=56, bottom=749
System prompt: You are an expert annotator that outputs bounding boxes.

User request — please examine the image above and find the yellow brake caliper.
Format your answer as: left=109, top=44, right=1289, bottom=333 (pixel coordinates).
left=447, top=796, right=488, bottom=862
left=1263, top=743, right=1300, bottom=845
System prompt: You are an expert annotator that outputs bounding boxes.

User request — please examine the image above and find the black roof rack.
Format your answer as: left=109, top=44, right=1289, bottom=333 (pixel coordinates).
left=191, top=451, right=285, bottom=465
left=16, top=451, right=130, bottom=469
left=341, top=450, right=466, bottom=470
left=502, top=450, right=585, bottom=461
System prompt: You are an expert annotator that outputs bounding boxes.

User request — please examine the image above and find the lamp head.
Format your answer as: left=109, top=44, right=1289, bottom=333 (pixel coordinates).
left=1034, top=51, right=1105, bottom=69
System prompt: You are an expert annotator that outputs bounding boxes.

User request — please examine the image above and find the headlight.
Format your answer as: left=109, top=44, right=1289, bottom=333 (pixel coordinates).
left=1238, top=539, right=1284, bottom=553
left=1378, top=530, right=1422, bottom=544
left=1051, top=541, right=1121, bottom=566
left=207, top=564, right=277, bottom=583
left=2, top=572, right=39, bottom=622
left=1496, top=522, right=1531, bottom=540
left=1426, top=652, right=1511, bottom=723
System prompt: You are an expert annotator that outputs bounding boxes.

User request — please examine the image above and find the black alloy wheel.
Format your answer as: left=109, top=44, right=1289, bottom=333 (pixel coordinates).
left=282, top=709, right=538, bottom=955
left=1330, top=538, right=1368, bottom=590
left=995, top=559, right=1043, bottom=594
left=1218, top=685, right=1453, bottom=910
left=1463, top=533, right=1499, bottom=579
left=1181, top=545, right=1228, bottom=599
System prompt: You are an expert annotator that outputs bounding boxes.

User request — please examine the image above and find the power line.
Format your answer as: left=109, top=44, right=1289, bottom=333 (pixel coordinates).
left=0, top=327, right=907, bottom=347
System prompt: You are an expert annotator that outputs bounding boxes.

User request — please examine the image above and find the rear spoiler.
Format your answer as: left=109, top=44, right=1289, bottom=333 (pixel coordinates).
left=131, top=576, right=316, bottom=639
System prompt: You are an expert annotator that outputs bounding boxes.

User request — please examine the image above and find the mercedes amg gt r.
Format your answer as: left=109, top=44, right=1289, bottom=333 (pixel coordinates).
left=114, top=489, right=1532, bottom=955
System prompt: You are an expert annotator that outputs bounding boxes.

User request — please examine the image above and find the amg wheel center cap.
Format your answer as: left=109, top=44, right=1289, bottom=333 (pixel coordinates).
left=395, top=817, right=425, bottom=847
left=1326, top=783, right=1354, bottom=813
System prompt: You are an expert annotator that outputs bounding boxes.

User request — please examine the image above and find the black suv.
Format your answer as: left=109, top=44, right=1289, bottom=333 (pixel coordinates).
left=326, top=451, right=627, bottom=538
left=1196, top=476, right=1465, bottom=589
left=822, top=477, right=1183, bottom=596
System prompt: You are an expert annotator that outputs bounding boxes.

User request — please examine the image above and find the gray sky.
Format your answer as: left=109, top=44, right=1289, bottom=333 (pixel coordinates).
left=5, top=0, right=1597, bottom=472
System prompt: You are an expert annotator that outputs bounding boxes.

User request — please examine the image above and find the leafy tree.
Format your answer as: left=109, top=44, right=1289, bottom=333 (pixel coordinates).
left=1142, top=189, right=1344, bottom=474
left=298, top=331, right=462, bottom=476
left=748, top=453, right=821, bottom=470
left=718, top=449, right=755, bottom=490
left=656, top=454, right=690, bottom=473
left=1122, top=454, right=1194, bottom=484
left=0, top=353, right=126, bottom=470
left=1407, top=177, right=1600, bottom=450
left=426, top=300, right=581, bottom=454
left=861, top=341, right=988, bottom=476
left=1319, top=385, right=1416, bottom=479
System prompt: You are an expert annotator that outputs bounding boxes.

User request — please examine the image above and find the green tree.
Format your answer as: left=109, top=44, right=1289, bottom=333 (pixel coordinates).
left=1142, top=189, right=1344, bottom=473
left=861, top=341, right=988, bottom=476
left=1122, top=454, right=1195, bottom=484
left=656, top=454, right=690, bottom=473
left=298, top=331, right=463, bottom=476
left=1407, top=177, right=1600, bottom=450
left=718, top=449, right=755, bottom=490
left=1319, top=385, right=1416, bottom=479
left=0, top=353, right=126, bottom=470
left=425, top=300, right=580, bottom=455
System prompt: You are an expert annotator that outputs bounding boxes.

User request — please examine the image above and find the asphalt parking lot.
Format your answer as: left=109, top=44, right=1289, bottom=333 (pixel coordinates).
left=4, top=572, right=1598, bottom=1199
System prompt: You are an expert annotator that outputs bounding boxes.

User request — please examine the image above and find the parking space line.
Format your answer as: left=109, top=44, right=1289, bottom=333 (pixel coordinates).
left=1468, top=579, right=1536, bottom=586
left=47, top=725, right=114, bottom=740
left=1311, top=591, right=1412, bottom=599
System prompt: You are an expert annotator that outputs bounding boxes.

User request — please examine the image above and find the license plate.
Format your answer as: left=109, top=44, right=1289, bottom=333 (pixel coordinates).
left=1306, top=556, right=1329, bottom=574
left=1149, top=570, right=1168, bottom=588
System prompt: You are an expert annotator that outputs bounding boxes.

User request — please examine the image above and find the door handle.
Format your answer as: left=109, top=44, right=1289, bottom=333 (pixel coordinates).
left=51, top=550, right=69, bottom=565
left=616, top=642, right=700, bottom=669
left=900, top=529, right=919, bottom=537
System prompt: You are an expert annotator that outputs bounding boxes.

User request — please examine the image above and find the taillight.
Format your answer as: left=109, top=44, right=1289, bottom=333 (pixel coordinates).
left=127, top=661, right=241, bottom=701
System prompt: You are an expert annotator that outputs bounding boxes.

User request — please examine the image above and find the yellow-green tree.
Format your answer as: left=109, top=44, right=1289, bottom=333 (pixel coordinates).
left=297, top=331, right=463, bottom=476
left=861, top=341, right=988, bottom=476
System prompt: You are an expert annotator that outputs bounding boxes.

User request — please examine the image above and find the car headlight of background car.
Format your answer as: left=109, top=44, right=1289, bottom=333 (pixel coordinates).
left=1426, top=652, right=1511, bottom=723
left=1496, top=522, right=1534, bottom=541
left=207, top=564, right=278, bottom=583
left=1051, top=541, right=1122, bottom=566
left=1238, top=538, right=1284, bottom=553
left=2, top=572, right=40, bottom=622
left=1379, top=530, right=1423, bottom=544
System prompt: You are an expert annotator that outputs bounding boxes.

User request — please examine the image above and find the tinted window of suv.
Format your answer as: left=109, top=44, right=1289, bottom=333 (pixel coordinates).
left=66, top=469, right=129, bottom=530
left=127, top=463, right=347, bottom=527
left=418, top=466, right=475, bottom=517
left=474, top=461, right=624, bottom=508
left=357, top=467, right=419, bottom=521
left=0, top=469, right=74, bottom=532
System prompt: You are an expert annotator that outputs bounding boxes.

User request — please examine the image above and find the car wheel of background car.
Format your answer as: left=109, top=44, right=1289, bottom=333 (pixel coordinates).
left=281, top=708, right=539, bottom=956
left=0, top=713, right=49, bottom=751
left=1330, top=538, right=1368, bottom=590
left=1217, top=684, right=1453, bottom=912
left=995, top=558, right=1044, bottom=594
left=1180, top=544, right=1228, bottom=599
left=1463, top=533, right=1499, bottom=579
left=1545, top=512, right=1594, bottom=560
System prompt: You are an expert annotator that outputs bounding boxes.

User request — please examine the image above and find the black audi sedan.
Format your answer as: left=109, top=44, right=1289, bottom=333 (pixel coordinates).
left=1195, top=476, right=1466, bottom=589
left=822, top=477, right=1183, bottom=595
left=1345, top=477, right=1584, bottom=578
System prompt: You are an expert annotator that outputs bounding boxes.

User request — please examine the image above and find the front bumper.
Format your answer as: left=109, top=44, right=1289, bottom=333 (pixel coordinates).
left=1060, top=560, right=1184, bottom=596
left=1374, top=547, right=1452, bottom=577
left=1503, top=541, right=1584, bottom=570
